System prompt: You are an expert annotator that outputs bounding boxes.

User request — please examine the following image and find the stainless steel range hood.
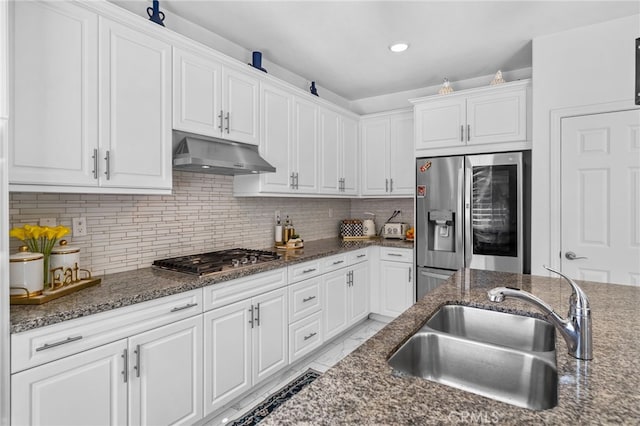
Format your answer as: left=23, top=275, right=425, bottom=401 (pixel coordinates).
left=172, top=131, right=275, bottom=175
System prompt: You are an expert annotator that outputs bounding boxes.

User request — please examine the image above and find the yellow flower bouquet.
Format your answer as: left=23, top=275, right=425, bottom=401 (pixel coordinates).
left=10, top=224, right=71, bottom=288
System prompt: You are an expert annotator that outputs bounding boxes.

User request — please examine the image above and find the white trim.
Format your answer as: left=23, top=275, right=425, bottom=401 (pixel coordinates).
left=549, top=99, right=639, bottom=273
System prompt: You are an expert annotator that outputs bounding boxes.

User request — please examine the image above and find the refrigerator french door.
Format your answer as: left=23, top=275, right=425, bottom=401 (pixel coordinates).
left=415, top=152, right=530, bottom=300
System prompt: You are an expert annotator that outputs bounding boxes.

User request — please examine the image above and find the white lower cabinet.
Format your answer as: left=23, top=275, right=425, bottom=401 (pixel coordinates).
left=203, top=287, right=287, bottom=416
left=12, top=315, right=203, bottom=426
left=378, top=248, right=414, bottom=318
left=323, top=262, right=369, bottom=341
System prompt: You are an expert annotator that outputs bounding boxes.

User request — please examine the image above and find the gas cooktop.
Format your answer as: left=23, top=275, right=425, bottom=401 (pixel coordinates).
left=152, top=248, right=281, bottom=276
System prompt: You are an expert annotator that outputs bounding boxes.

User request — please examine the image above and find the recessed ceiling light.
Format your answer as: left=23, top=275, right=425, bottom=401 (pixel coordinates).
left=389, top=42, right=409, bottom=53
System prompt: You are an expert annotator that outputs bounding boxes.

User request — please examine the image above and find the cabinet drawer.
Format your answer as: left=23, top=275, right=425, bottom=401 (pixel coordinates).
left=288, top=260, right=322, bottom=283
left=321, top=253, right=349, bottom=273
left=288, top=277, right=322, bottom=324
left=289, top=312, right=323, bottom=363
left=347, top=249, right=369, bottom=264
left=11, top=289, right=203, bottom=373
left=380, top=247, right=413, bottom=263
left=203, top=269, right=287, bottom=311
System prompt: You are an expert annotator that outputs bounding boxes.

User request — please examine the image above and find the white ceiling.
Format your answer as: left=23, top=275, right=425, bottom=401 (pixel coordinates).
left=125, top=1, right=640, bottom=100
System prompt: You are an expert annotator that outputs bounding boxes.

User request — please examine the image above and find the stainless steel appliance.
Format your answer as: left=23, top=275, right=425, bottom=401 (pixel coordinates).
left=382, top=223, right=409, bottom=239
left=415, top=152, right=530, bottom=300
left=153, top=248, right=280, bottom=276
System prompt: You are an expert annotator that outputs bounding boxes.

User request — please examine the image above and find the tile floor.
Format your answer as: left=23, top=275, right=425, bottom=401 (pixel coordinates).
left=203, top=318, right=388, bottom=426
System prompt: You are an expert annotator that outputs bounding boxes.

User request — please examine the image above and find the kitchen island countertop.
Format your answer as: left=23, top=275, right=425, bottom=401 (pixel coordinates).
left=263, top=268, right=640, bottom=425
left=10, top=237, right=412, bottom=333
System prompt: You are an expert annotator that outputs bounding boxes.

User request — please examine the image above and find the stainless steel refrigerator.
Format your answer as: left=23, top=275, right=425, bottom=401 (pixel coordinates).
left=415, top=151, right=530, bottom=300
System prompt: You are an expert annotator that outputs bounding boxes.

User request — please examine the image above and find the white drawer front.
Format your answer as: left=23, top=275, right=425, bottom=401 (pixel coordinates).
left=347, top=248, right=369, bottom=264
left=12, top=289, right=203, bottom=373
left=321, top=253, right=349, bottom=274
left=288, top=277, right=322, bottom=324
left=289, top=312, right=323, bottom=363
left=203, top=269, right=287, bottom=311
left=287, top=260, right=322, bottom=283
left=380, top=247, right=413, bottom=263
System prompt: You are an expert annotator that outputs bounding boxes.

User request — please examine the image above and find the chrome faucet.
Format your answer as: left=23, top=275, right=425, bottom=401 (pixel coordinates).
left=487, top=265, right=592, bottom=360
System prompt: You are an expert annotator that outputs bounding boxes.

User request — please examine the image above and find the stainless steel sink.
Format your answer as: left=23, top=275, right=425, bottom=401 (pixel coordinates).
left=388, top=305, right=558, bottom=410
left=425, top=305, right=556, bottom=352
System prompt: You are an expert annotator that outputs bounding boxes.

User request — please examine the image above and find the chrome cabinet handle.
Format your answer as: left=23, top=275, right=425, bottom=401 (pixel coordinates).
left=302, top=268, right=316, bottom=274
left=225, top=112, right=230, bottom=133
left=302, top=295, right=316, bottom=303
left=388, top=253, right=403, bottom=257
left=92, top=148, right=98, bottom=179
left=290, top=172, right=296, bottom=189
left=104, top=150, right=110, bottom=180
left=332, top=260, right=344, bottom=265
left=170, top=302, right=198, bottom=313
left=460, top=125, right=464, bottom=142
left=248, top=305, right=255, bottom=328
left=35, top=335, right=83, bottom=352
left=408, top=268, right=412, bottom=283
left=122, top=348, right=128, bottom=383
left=385, top=178, right=389, bottom=192
left=303, top=332, right=317, bottom=341
left=255, top=303, right=260, bottom=326
left=357, top=254, right=366, bottom=258
left=565, top=251, right=588, bottom=260
left=390, top=178, right=394, bottom=192
left=134, top=344, right=141, bottom=378
left=218, top=110, right=224, bottom=131
left=467, top=124, right=471, bottom=141
left=295, top=172, right=299, bottom=189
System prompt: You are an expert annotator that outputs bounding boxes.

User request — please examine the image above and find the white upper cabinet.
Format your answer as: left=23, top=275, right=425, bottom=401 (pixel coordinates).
left=341, top=116, right=359, bottom=195
left=99, top=17, right=172, bottom=190
left=0, top=0, right=7, bottom=119
left=361, top=110, right=414, bottom=196
left=318, top=107, right=359, bottom=195
left=10, top=1, right=172, bottom=193
left=173, top=47, right=259, bottom=145
left=412, top=80, right=530, bottom=156
left=292, top=96, right=319, bottom=192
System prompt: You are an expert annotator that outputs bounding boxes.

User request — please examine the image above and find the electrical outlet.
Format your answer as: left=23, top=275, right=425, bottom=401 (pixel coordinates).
left=275, top=210, right=281, bottom=221
left=72, top=217, right=87, bottom=237
left=39, top=218, right=56, bottom=227
left=328, top=208, right=333, bottom=218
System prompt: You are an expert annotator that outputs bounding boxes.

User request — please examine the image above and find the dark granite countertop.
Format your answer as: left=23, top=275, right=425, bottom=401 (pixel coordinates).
left=10, top=237, right=413, bottom=334
left=263, top=269, right=640, bottom=425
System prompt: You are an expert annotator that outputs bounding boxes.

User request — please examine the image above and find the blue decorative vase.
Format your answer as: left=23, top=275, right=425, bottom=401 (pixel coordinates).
left=310, top=81, right=319, bottom=96
left=147, top=0, right=165, bottom=26
left=251, top=51, right=267, bottom=73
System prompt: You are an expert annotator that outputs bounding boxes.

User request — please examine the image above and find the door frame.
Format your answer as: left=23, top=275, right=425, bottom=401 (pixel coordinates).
left=549, top=100, right=639, bottom=273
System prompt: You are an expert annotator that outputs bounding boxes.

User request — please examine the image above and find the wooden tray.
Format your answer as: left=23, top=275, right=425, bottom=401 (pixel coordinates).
left=342, top=236, right=375, bottom=241
left=276, top=242, right=304, bottom=250
left=10, top=278, right=102, bottom=305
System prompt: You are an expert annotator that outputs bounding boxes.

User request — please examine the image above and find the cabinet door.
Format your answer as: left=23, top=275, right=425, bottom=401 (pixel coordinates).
left=99, top=18, right=172, bottom=190
left=223, top=66, right=259, bottom=145
left=252, top=288, right=288, bottom=385
left=12, top=340, right=127, bottom=426
left=341, top=116, right=359, bottom=195
left=415, top=98, right=465, bottom=150
left=379, top=261, right=413, bottom=318
left=173, top=47, right=223, bottom=137
left=293, top=97, right=318, bottom=192
left=466, top=88, right=527, bottom=145
left=361, top=118, right=390, bottom=195
left=11, top=1, right=98, bottom=187
left=260, top=83, right=293, bottom=192
left=349, top=262, right=370, bottom=324
left=128, top=316, right=203, bottom=426
left=203, top=300, right=252, bottom=415
left=317, top=107, right=341, bottom=194
left=323, top=269, right=349, bottom=340
left=389, top=113, right=415, bottom=195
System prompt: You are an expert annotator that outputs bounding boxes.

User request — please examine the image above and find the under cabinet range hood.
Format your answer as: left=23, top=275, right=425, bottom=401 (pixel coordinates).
left=172, top=132, right=276, bottom=175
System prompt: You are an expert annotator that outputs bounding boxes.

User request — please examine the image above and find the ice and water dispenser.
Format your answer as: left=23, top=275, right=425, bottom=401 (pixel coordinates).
left=428, top=210, right=455, bottom=253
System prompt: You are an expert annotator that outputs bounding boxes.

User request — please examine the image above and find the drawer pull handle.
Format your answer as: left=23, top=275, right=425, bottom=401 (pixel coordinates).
left=332, top=260, right=344, bottom=265
left=388, top=253, right=403, bottom=257
left=35, top=336, right=83, bottom=352
left=302, top=296, right=316, bottom=303
left=357, top=254, right=366, bottom=258
left=303, top=332, right=317, bottom=341
left=302, top=268, right=317, bottom=274
left=170, top=302, right=198, bottom=312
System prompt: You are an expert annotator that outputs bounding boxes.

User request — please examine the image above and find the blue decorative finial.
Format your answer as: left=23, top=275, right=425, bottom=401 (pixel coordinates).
left=147, top=0, right=165, bottom=26
left=310, top=81, right=318, bottom=96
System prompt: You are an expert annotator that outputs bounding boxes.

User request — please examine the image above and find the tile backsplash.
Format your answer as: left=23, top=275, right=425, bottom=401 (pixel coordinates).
left=9, top=172, right=412, bottom=276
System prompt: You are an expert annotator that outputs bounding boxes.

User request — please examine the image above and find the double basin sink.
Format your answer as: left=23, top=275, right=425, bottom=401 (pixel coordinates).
left=388, top=304, right=558, bottom=410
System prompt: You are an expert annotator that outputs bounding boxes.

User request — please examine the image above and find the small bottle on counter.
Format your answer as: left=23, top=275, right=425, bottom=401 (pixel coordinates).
left=283, top=215, right=294, bottom=242
left=275, top=215, right=283, bottom=245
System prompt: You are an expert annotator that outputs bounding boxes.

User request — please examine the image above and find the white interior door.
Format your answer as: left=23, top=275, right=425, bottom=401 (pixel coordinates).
left=561, top=109, right=640, bottom=285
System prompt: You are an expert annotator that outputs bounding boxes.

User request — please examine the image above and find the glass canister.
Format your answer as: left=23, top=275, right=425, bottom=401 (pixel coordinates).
left=10, top=246, right=44, bottom=298
left=50, top=240, right=81, bottom=287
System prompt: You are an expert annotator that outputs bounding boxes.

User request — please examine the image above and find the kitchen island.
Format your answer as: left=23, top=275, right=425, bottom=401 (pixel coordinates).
left=263, top=269, right=640, bottom=425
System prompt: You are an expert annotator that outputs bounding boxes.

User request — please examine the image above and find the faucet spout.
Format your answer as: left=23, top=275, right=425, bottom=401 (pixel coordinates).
left=487, top=266, right=592, bottom=360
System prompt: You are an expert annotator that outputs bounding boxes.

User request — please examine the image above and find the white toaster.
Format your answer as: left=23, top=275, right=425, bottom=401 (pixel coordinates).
left=382, top=223, right=409, bottom=239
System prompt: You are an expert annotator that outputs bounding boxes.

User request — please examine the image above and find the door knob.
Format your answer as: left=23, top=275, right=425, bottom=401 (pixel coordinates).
left=565, top=251, right=587, bottom=260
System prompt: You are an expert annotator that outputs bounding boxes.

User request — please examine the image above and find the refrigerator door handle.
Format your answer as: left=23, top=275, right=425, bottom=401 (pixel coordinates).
left=459, top=164, right=469, bottom=267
